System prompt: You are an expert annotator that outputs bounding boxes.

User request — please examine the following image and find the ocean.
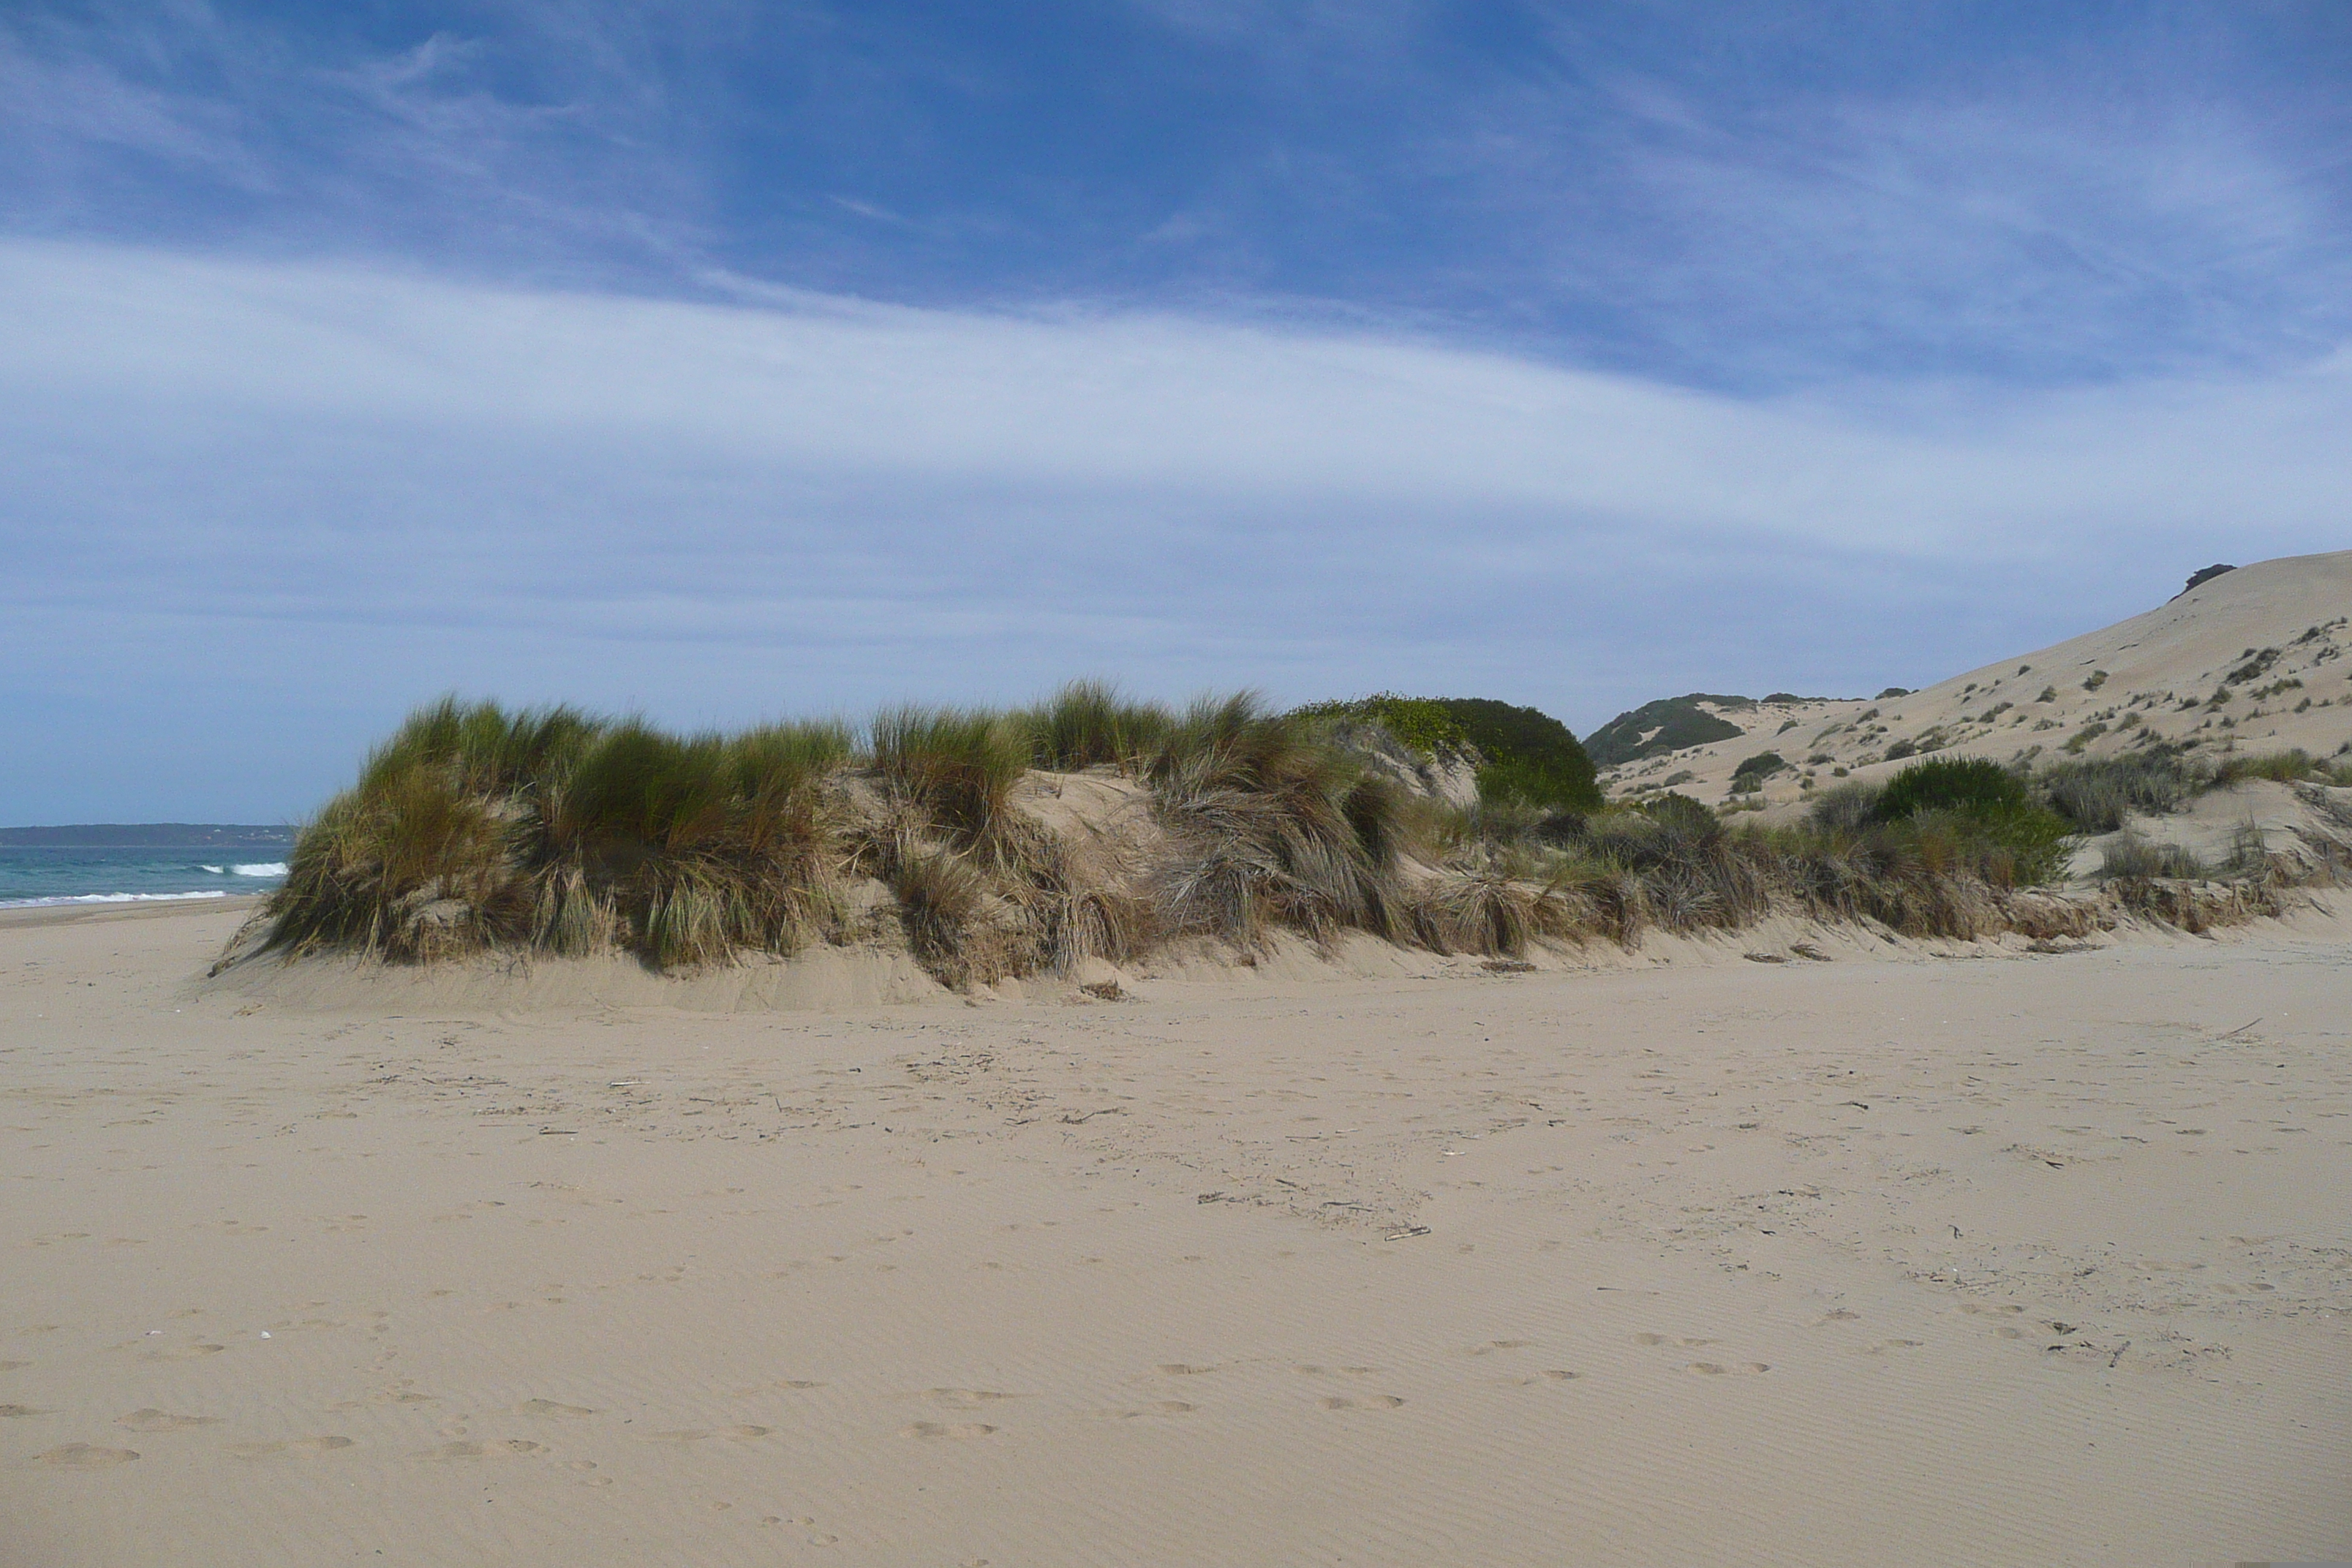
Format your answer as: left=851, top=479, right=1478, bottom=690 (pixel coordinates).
left=0, top=828, right=294, bottom=908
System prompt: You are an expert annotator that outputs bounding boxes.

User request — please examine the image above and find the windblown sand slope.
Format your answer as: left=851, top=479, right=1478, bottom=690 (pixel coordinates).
left=1602, top=550, right=2352, bottom=809
left=4, top=902, right=2348, bottom=1565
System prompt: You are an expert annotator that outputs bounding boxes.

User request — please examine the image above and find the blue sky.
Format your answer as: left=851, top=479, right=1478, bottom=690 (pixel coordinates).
left=4, top=2, right=2350, bottom=821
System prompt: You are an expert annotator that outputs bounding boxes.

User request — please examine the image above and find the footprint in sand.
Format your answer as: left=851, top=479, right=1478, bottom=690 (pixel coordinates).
left=1958, top=1303, right=2024, bottom=1317
left=1634, top=1334, right=1720, bottom=1347
left=513, top=1400, right=598, bottom=1417
left=37, top=1444, right=138, bottom=1468
left=230, top=1436, right=356, bottom=1458
left=924, top=1389, right=1016, bottom=1409
left=1318, top=1395, right=1406, bottom=1410
left=1683, top=1362, right=1771, bottom=1376
left=141, top=1343, right=225, bottom=1363
left=1520, top=1371, right=1580, bottom=1384
left=409, top=1439, right=545, bottom=1460
left=117, top=1409, right=221, bottom=1432
left=642, top=1426, right=772, bottom=1444
left=902, top=1421, right=996, bottom=1439
left=1, top=1403, right=56, bottom=1419
left=1814, top=1310, right=1862, bottom=1324
left=1156, top=1363, right=1218, bottom=1376
left=0, top=1360, right=29, bottom=1372
left=1466, top=1340, right=1537, bottom=1356
left=1862, top=1340, right=1926, bottom=1354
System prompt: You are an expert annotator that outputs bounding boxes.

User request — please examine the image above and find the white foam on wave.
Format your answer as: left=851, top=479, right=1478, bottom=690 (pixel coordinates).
left=200, top=864, right=225, bottom=874
left=0, top=891, right=232, bottom=910
left=232, top=863, right=288, bottom=877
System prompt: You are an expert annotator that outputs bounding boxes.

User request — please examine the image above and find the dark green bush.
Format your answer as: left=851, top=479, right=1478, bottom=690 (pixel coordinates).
left=1639, top=792, right=1718, bottom=836
left=1433, top=698, right=1601, bottom=813
left=1874, top=758, right=2026, bottom=820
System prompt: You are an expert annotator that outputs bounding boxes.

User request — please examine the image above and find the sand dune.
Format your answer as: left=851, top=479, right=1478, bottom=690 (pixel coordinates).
left=1602, top=549, right=2352, bottom=810
left=4, top=899, right=2348, bottom=1565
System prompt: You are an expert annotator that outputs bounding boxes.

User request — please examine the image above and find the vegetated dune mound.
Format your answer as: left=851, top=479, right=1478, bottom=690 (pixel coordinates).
left=1598, top=550, right=2352, bottom=813
left=212, top=581, right=2352, bottom=1017
left=205, top=688, right=1623, bottom=1012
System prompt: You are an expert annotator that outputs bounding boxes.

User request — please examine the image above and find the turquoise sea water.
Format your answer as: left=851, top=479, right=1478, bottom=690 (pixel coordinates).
left=0, top=843, right=292, bottom=908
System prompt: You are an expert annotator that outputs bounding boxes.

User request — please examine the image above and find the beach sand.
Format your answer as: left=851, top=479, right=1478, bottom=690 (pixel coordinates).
left=3, top=901, right=2346, bottom=1564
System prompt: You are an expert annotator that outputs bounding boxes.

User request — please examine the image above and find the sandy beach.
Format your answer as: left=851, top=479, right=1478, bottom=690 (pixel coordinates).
left=3, top=900, right=2346, bottom=1565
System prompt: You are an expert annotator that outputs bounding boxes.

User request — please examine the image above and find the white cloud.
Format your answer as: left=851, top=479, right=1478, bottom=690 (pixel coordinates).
left=1, top=239, right=2347, bottom=818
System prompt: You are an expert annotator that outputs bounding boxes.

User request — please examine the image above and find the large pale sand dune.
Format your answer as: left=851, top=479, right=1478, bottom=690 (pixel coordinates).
left=1603, top=549, right=2352, bottom=810
left=4, top=902, right=2348, bottom=1565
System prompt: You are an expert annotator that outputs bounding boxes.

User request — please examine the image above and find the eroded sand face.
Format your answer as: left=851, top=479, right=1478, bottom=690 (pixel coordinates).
left=3, top=905, right=2347, bottom=1565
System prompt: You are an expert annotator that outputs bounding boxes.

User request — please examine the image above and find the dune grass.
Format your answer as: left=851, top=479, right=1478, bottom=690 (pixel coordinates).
left=1022, top=680, right=1173, bottom=772
left=253, top=682, right=2331, bottom=984
left=1145, top=693, right=1410, bottom=949
left=2039, top=751, right=2198, bottom=832
left=2214, top=749, right=2319, bottom=785
left=264, top=700, right=852, bottom=967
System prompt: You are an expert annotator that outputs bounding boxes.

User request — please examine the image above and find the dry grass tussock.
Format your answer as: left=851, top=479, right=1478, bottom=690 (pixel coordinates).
left=241, top=696, right=2343, bottom=987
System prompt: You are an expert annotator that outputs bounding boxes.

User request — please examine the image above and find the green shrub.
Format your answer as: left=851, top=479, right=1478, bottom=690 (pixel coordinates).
left=1433, top=698, right=1601, bottom=813
left=1292, top=693, right=1469, bottom=759
left=1640, top=792, right=1718, bottom=836
left=1866, top=758, right=2071, bottom=882
left=1729, top=752, right=1787, bottom=791
left=1874, top=758, right=2026, bottom=820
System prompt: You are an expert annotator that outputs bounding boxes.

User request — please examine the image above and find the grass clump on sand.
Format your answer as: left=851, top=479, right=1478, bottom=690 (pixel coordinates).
left=1147, top=694, right=1409, bottom=949
left=868, top=705, right=1033, bottom=861
left=2099, top=836, right=2207, bottom=881
left=1021, top=680, right=1173, bottom=772
left=2039, top=751, right=2198, bottom=832
left=263, top=699, right=851, bottom=968
left=2214, top=749, right=2320, bottom=785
